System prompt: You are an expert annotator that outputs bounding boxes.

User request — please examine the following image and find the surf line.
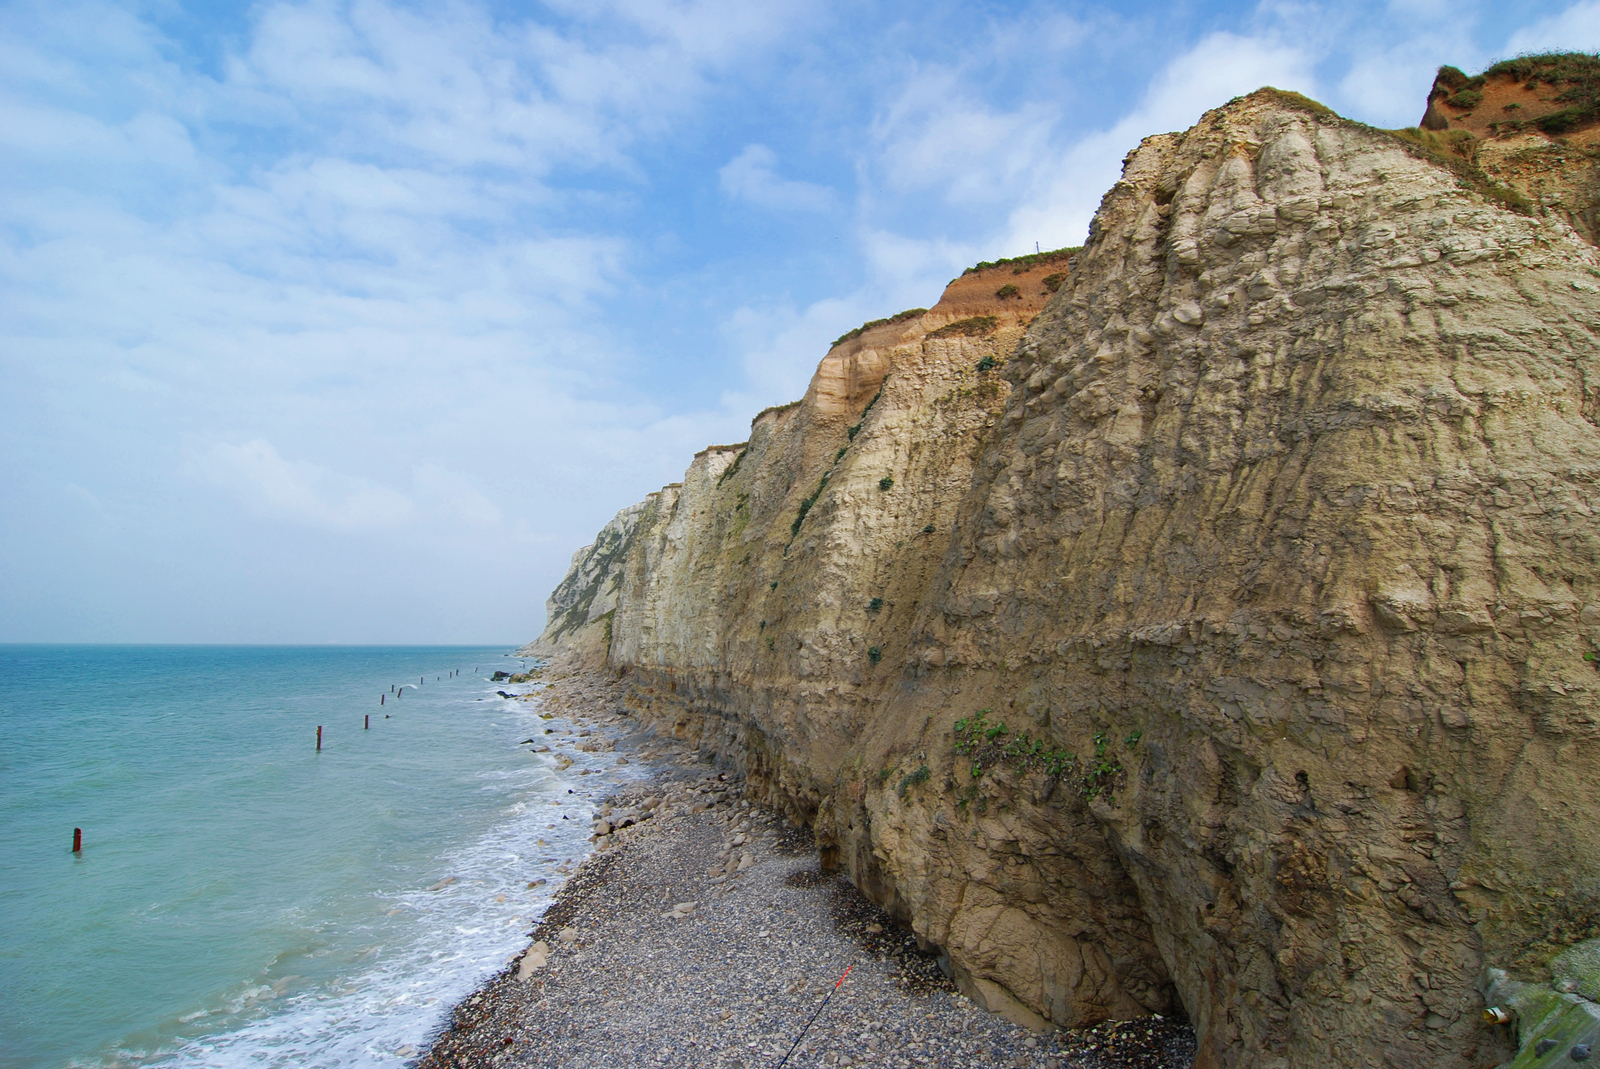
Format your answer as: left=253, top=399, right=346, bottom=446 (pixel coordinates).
left=775, top=964, right=853, bottom=1069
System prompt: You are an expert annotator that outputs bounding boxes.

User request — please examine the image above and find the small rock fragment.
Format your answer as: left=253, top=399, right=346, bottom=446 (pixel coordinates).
left=517, top=941, right=550, bottom=979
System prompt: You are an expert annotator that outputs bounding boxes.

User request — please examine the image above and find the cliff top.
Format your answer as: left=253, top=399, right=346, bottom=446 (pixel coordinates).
left=1424, top=52, right=1600, bottom=142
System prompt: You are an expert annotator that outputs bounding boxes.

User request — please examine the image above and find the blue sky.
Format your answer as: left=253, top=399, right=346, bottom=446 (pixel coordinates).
left=2, top=0, right=1596, bottom=644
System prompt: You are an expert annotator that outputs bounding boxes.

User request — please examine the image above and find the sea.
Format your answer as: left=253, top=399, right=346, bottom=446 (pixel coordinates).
left=0, top=645, right=628, bottom=1069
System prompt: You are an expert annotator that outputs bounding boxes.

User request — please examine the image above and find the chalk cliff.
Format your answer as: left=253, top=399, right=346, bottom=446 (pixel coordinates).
left=528, top=80, right=1600, bottom=1069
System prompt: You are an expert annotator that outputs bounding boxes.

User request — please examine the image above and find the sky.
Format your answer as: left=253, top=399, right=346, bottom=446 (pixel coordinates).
left=2, top=0, right=1597, bottom=644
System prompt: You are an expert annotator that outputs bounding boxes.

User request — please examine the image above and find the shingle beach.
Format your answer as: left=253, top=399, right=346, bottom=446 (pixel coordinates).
left=418, top=670, right=1195, bottom=1069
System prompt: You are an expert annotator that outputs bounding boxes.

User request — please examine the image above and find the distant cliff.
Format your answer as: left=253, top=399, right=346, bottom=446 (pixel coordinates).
left=527, top=73, right=1600, bottom=1069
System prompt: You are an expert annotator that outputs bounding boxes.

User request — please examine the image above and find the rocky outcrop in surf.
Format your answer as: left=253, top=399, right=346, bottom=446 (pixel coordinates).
left=527, top=76, right=1600, bottom=1069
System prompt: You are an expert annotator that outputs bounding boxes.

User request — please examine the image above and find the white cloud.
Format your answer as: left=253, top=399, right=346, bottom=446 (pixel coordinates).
left=195, top=439, right=415, bottom=531
left=0, top=0, right=818, bottom=641
left=719, top=144, right=835, bottom=212
left=1003, top=31, right=1318, bottom=254
left=1506, top=0, right=1600, bottom=54
left=3, top=0, right=1587, bottom=644
left=870, top=67, right=1059, bottom=206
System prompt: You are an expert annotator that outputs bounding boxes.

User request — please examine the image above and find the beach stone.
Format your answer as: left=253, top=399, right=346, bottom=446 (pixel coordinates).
left=427, top=876, right=457, bottom=891
left=593, top=820, right=612, bottom=836
left=558, top=927, right=579, bottom=944
left=517, top=942, right=550, bottom=980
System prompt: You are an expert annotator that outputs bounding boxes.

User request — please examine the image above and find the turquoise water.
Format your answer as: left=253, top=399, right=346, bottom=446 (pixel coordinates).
left=0, top=646, right=626, bottom=1069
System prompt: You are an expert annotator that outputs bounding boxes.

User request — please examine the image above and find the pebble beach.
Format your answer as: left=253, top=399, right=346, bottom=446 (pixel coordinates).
left=420, top=670, right=1196, bottom=1069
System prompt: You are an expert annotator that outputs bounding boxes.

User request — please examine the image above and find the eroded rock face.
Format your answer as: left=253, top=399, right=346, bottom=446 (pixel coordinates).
left=520, top=496, right=658, bottom=663
left=528, top=90, right=1600, bottom=1068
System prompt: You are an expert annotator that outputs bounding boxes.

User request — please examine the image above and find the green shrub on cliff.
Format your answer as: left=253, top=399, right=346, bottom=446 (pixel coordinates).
left=951, top=708, right=1140, bottom=801
left=1540, top=107, right=1592, bottom=134
left=897, top=765, right=930, bottom=798
left=927, top=316, right=998, bottom=340
left=790, top=474, right=829, bottom=538
left=953, top=709, right=1076, bottom=783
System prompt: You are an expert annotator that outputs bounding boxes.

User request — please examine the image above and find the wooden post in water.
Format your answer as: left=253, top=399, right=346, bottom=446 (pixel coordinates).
left=365, top=714, right=370, bottom=730
left=72, top=827, right=82, bottom=853
left=317, top=725, right=323, bottom=752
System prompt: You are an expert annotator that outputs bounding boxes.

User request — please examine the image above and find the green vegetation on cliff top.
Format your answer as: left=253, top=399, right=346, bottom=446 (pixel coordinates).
left=927, top=315, right=998, bottom=340
left=963, top=245, right=1080, bottom=275
left=830, top=307, right=927, bottom=348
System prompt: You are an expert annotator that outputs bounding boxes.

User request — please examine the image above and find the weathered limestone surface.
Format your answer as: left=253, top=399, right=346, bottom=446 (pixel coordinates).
left=527, top=91, right=1600, bottom=1068
left=519, top=496, right=658, bottom=663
